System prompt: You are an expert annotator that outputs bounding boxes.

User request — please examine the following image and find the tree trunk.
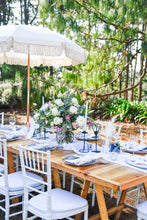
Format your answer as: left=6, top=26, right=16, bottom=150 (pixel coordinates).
left=119, top=74, right=122, bottom=98
left=138, top=23, right=146, bottom=101
left=125, top=65, right=129, bottom=100
left=20, top=0, right=23, bottom=24
left=50, top=66, right=53, bottom=76
left=138, top=56, right=144, bottom=101
left=24, top=0, right=29, bottom=24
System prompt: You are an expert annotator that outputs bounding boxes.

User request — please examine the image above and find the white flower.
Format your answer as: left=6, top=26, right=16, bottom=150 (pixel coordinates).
left=35, top=124, right=39, bottom=129
left=55, top=99, right=64, bottom=106
left=57, top=92, right=63, bottom=98
left=50, top=121, right=54, bottom=127
left=51, top=107, right=59, bottom=116
left=70, top=106, right=77, bottom=114
left=72, top=98, right=78, bottom=106
left=34, top=113, right=40, bottom=120
left=76, top=116, right=85, bottom=128
left=53, top=117, right=63, bottom=125
left=40, top=103, right=48, bottom=111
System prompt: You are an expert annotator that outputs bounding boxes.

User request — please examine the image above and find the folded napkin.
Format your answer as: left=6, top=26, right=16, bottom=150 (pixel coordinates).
left=31, top=133, right=56, bottom=144
left=0, top=125, right=22, bottom=131
left=2, top=126, right=28, bottom=141
left=28, top=143, right=56, bottom=151
left=26, top=118, right=36, bottom=139
left=121, top=141, right=146, bottom=152
left=65, top=153, right=101, bottom=166
left=127, top=155, right=147, bottom=169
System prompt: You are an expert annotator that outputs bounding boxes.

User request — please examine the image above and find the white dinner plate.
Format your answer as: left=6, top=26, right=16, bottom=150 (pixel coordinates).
left=126, top=158, right=147, bottom=169
left=62, top=154, right=100, bottom=166
left=7, top=136, right=20, bottom=141
left=75, top=135, right=99, bottom=141
left=28, top=143, right=56, bottom=151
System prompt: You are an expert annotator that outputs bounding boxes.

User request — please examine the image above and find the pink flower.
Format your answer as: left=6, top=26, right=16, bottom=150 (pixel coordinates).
left=87, top=120, right=93, bottom=126
left=65, top=115, right=70, bottom=120
left=48, top=101, right=51, bottom=106
left=73, top=123, right=78, bottom=128
left=58, top=128, right=62, bottom=132
left=54, top=126, right=59, bottom=130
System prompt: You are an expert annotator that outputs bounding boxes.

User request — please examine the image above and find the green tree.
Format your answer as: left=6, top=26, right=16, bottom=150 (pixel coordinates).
left=39, top=0, right=147, bottom=101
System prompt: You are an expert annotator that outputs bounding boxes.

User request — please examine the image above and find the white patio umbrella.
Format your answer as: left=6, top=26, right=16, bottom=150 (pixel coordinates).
left=0, top=25, right=87, bottom=122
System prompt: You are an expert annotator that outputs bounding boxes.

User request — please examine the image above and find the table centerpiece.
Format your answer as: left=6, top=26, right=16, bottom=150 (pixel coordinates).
left=34, top=91, right=88, bottom=143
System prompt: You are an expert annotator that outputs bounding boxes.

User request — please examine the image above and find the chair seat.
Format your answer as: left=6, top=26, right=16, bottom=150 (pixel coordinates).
left=137, top=200, right=147, bottom=215
left=29, top=188, right=88, bottom=216
left=0, top=171, right=43, bottom=192
left=0, top=164, right=4, bottom=173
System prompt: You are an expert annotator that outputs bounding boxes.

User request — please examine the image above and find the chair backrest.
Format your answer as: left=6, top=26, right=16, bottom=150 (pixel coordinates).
left=140, top=129, right=147, bottom=145
left=19, top=145, right=52, bottom=216
left=98, top=121, right=122, bottom=142
left=0, top=112, right=4, bottom=126
left=0, top=138, right=8, bottom=188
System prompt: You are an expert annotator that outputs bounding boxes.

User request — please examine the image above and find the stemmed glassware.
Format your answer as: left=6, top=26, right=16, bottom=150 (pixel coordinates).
left=91, top=122, right=100, bottom=153
left=9, top=116, right=16, bottom=129
left=56, top=131, right=65, bottom=149
left=79, top=130, right=89, bottom=153
left=129, top=134, right=138, bottom=156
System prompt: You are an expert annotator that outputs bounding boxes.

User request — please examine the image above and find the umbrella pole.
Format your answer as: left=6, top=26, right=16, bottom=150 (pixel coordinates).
left=27, top=53, right=30, bottom=124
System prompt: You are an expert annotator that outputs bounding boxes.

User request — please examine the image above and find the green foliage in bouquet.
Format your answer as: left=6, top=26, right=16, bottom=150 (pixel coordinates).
left=33, top=90, right=87, bottom=134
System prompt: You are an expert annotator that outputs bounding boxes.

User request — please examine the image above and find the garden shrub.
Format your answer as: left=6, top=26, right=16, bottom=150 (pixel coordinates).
left=101, top=98, right=147, bottom=124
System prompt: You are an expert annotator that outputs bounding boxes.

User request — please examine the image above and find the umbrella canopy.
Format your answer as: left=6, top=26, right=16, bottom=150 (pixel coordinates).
left=0, top=25, right=88, bottom=122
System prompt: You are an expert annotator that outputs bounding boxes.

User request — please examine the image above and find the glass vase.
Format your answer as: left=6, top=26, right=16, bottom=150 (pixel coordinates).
left=56, top=130, right=74, bottom=144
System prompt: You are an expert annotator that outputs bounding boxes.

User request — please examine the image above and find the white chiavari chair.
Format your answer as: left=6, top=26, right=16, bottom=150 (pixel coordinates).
left=0, top=112, right=4, bottom=126
left=0, top=138, right=44, bottom=219
left=19, top=145, right=88, bottom=220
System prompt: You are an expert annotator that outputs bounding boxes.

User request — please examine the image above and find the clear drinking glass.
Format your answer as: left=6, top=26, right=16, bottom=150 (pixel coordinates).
left=129, top=134, right=138, bottom=155
left=56, top=131, right=65, bottom=149
left=9, top=116, right=16, bottom=129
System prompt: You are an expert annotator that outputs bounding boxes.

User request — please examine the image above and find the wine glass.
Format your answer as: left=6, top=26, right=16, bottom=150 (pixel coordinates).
left=129, top=134, right=138, bottom=155
left=56, top=131, right=65, bottom=149
left=9, top=116, right=16, bottom=129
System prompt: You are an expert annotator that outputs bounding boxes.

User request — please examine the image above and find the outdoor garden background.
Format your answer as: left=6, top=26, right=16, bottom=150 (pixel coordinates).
left=0, top=1, right=147, bottom=219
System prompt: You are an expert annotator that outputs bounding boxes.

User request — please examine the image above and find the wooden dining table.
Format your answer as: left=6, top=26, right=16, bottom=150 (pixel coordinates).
left=6, top=139, right=147, bottom=220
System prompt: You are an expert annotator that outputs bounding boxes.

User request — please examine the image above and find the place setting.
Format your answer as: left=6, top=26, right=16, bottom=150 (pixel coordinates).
left=0, top=116, right=28, bottom=141
left=119, top=134, right=147, bottom=154
left=125, top=154, right=147, bottom=170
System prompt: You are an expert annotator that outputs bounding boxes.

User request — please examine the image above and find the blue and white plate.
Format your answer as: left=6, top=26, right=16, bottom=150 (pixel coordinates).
left=62, top=154, right=100, bottom=166
left=126, top=158, right=147, bottom=169
left=28, top=143, right=56, bottom=151
left=7, top=136, right=20, bottom=141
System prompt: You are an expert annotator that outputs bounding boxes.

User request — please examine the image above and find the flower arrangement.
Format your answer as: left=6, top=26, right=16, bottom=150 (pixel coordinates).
left=34, top=91, right=87, bottom=142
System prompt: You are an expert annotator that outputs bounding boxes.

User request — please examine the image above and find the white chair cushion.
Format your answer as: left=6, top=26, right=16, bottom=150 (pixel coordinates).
left=0, top=164, right=4, bottom=173
left=29, top=188, right=88, bottom=215
left=0, top=171, right=43, bottom=192
left=137, top=200, right=147, bottom=215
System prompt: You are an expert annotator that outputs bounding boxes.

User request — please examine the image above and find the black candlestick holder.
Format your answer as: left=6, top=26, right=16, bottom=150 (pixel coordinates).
left=91, top=122, right=100, bottom=153
left=79, top=131, right=89, bottom=153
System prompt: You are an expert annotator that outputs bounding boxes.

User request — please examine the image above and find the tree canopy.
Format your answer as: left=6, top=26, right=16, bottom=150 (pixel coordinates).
left=39, top=0, right=147, bottom=101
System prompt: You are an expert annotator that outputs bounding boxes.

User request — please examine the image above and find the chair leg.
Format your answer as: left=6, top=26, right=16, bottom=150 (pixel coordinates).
left=110, top=189, right=113, bottom=198
left=116, top=190, right=121, bottom=205
left=5, top=193, right=10, bottom=220
left=135, top=185, right=141, bottom=207
left=70, top=174, right=74, bottom=192
left=84, top=209, right=88, bottom=220
left=23, top=202, right=28, bottom=220
left=62, top=171, right=66, bottom=189
left=91, top=184, right=96, bottom=207
left=137, top=214, right=142, bottom=220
